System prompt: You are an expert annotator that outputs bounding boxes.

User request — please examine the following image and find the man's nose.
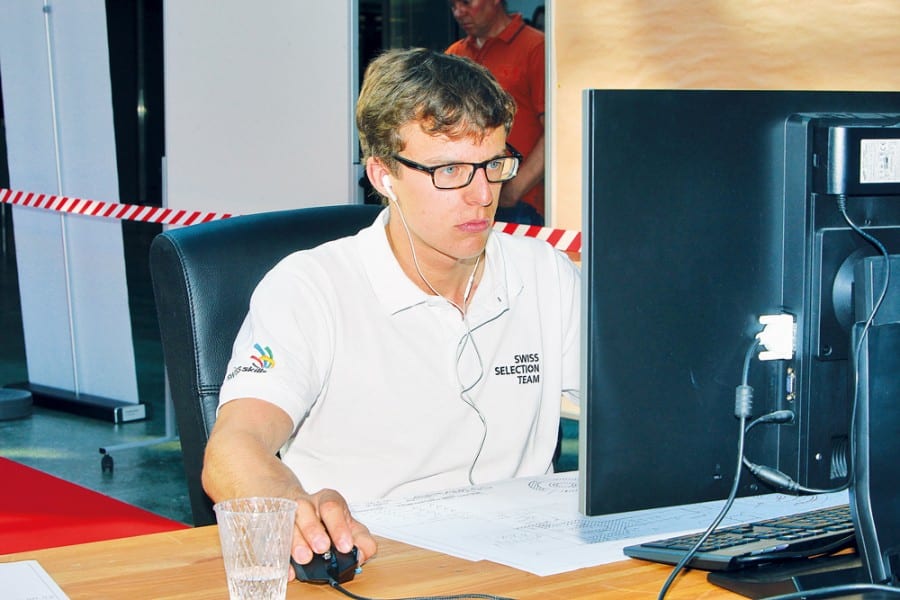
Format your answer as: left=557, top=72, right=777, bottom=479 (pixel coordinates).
left=463, top=167, right=494, bottom=207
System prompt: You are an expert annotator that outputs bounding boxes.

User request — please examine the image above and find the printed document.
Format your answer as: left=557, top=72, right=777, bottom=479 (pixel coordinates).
left=351, top=471, right=848, bottom=576
left=0, top=560, right=69, bottom=599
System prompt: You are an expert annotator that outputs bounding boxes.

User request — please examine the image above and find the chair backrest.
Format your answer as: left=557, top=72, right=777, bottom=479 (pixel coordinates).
left=149, top=204, right=382, bottom=526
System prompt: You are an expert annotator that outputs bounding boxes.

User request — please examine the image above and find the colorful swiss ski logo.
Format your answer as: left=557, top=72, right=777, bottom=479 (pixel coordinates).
left=250, top=343, right=275, bottom=370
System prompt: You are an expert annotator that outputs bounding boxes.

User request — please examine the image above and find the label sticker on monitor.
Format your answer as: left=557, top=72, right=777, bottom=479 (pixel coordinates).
left=860, top=138, right=900, bottom=183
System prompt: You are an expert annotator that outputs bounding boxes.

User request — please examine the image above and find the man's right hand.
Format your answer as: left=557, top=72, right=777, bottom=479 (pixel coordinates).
left=203, top=399, right=379, bottom=572
left=290, top=487, right=377, bottom=566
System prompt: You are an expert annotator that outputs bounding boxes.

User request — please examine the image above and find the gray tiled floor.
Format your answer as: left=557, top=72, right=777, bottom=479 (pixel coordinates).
left=0, top=406, right=193, bottom=525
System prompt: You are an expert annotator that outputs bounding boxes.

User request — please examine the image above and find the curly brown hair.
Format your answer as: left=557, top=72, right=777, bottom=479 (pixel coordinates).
left=356, top=48, right=515, bottom=173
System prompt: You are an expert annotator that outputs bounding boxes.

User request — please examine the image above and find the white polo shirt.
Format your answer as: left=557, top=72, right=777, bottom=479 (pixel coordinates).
left=219, top=209, right=580, bottom=503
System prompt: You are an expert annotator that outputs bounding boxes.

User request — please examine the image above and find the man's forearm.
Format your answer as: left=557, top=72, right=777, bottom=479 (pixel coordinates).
left=202, top=427, right=305, bottom=503
left=202, top=422, right=378, bottom=565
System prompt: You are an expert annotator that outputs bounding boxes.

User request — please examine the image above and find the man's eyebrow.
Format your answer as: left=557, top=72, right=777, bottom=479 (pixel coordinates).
left=425, top=149, right=511, bottom=164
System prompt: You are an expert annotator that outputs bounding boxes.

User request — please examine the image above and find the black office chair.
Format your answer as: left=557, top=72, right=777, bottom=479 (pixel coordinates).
left=149, top=204, right=382, bottom=526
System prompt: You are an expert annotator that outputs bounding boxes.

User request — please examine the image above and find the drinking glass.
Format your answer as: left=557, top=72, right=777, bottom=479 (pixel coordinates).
left=214, top=497, right=297, bottom=600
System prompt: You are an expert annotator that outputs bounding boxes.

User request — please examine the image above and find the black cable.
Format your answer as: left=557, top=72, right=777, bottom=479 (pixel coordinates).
left=836, top=196, right=892, bottom=345
left=742, top=406, right=846, bottom=494
left=656, top=339, right=759, bottom=600
left=753, top=198, right=898, bottom=600
left=836, top=196, right=890, bottom=499
left=837, top=193, right=891, bottom=430
left=328, top=579, right=516, bottom=600
left=737, top=197, right=892, bottom=499
left=762, top=582, right=900, bottom=599
left=730, top=533, right=856, bottom=568
left=741, top=459, right=843, bottom=495
left=657, top=200, right=895, bottom=599
left=745, top=410, right=795, bottom=431
left=837, top=198, right=891, bottom=474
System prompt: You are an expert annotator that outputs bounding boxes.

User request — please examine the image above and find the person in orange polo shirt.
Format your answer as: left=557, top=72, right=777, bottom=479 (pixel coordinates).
left=447, top=0, right=545, bottom=226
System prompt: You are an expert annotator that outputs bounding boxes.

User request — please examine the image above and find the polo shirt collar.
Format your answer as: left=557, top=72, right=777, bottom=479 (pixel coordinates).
left=497, top=12, right=525, bottom=43
left=459, top=13, right=526, bottom=50
left=467, top=231, right=522, bottom=327
left=358, top=209, right=522, bottom=322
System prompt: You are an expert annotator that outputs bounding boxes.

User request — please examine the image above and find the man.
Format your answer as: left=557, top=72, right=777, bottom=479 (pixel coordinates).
left=447, top=0, right=545, bottom=225
left=201, top=48, right=579, bottom=569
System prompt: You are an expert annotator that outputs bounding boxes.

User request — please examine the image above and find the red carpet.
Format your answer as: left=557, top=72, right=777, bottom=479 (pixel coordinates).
left=0, top=457, right=188, bottom=554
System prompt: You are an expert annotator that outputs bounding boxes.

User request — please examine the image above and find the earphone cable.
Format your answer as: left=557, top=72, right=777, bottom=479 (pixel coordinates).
left=392, top=199, right=489, bottom=484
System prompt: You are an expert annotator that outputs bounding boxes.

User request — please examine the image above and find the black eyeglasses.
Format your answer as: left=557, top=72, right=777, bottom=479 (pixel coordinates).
left=391, top=145, right=522, bottom=190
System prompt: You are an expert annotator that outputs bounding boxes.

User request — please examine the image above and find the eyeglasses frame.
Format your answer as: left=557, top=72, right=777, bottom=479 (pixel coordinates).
left=390, top=144, right=523, bottom=190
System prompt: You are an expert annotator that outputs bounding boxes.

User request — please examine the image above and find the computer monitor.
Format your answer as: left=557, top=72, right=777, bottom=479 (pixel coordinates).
left=579, top=90, right=900, bottom=522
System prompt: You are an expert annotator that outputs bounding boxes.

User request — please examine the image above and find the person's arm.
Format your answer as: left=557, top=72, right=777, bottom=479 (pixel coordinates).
left=202, top=398, right=378, bottom=565
left=499, top=128, right=545, bottom=208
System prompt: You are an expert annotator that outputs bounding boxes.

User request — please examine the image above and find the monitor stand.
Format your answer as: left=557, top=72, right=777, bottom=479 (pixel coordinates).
left=707, top=554, right=872, bottom=598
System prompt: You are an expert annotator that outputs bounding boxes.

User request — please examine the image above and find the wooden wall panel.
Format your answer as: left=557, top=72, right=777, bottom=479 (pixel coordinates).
left=550, top=0, right=900, bottom=231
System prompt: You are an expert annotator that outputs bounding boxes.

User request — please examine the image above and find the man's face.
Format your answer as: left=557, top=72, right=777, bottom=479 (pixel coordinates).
left=449, top=0, right=504, bottom=40
left=388, top=122, right=507, bottom=265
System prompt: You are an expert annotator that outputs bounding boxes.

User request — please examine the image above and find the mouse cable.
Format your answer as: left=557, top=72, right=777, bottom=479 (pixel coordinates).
left=328, top=578, right=516, bottom=600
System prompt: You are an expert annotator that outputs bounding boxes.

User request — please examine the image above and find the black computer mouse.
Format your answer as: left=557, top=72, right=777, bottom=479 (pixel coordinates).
left=291, top=546, right=359, bottom=584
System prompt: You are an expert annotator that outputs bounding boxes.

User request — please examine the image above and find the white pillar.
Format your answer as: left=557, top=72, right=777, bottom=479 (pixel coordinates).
left=163, top=0, right=361, bottom=215
left=0, top=0, right=141, bottom=416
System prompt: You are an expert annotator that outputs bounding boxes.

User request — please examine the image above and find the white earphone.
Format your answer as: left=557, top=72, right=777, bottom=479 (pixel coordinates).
left=382, top=175, right=397, bottom=201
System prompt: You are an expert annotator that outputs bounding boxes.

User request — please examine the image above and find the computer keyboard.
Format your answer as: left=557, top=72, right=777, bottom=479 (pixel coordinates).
left=624, top=504, right=856, bottom=572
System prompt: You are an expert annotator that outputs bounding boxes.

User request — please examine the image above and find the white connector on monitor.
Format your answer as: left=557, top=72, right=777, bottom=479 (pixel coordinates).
left=756, top=314, right=796, bottom=361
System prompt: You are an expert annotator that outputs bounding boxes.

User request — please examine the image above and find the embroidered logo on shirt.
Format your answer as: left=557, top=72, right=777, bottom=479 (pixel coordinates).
left=225, top=343, right=275, bottom=381
left=493, top=353, right=541, bottom=384
left=250, top=343, right=276, bottom=369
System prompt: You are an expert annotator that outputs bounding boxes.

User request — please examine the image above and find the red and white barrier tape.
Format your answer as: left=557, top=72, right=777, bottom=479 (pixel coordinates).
left=1, top=187, right=581, bottom=253
left=0, top=188, right=233, bottom=226
left=492, top=221, right=581, bottom=254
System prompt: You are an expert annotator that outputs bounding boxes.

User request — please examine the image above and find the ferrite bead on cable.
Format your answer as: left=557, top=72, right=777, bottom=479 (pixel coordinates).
left=734, top=384, right=754, bottom=418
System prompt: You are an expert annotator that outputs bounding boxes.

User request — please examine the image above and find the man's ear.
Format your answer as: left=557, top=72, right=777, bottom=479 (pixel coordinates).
left=366, top=157, right=392, bottom=199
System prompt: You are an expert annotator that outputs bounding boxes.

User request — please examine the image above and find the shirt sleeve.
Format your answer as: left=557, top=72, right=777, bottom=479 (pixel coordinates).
left=218, top=255, right=336, bottom=429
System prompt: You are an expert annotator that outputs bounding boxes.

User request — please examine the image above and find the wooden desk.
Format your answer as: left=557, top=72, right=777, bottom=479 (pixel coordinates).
left=0, top=526, right=741, bottom=599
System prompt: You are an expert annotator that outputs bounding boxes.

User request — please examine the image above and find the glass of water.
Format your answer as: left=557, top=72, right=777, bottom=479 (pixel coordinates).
left=214, top=497, right=297, bottom=600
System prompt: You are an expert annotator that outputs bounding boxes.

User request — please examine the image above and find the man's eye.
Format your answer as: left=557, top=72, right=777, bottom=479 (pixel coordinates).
left=487, top=159, right=503, bottom=170
left=439, top=165, right=461, bottom=176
